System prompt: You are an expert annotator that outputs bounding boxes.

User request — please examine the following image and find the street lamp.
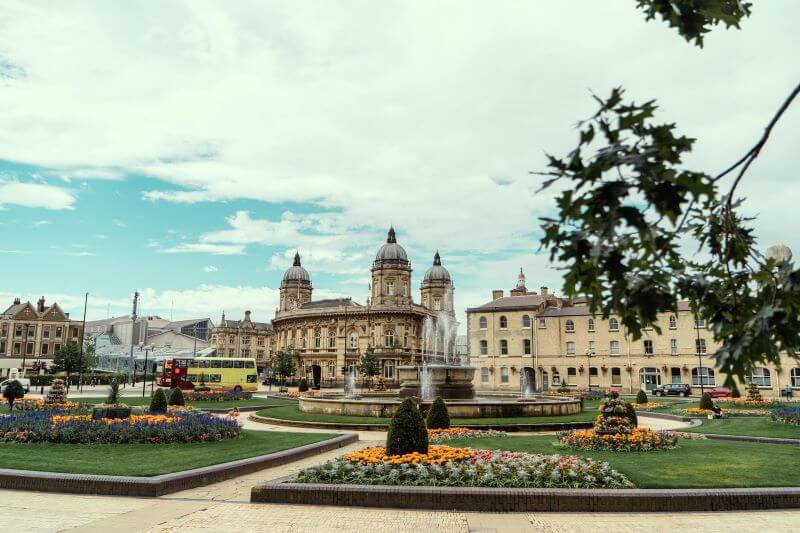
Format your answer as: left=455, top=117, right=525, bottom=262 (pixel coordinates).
left=694, top=312, right=705, bottom=397
left=585, top=348, right=596, bottom=389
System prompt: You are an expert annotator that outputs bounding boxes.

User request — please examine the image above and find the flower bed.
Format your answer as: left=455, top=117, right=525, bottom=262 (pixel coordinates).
left=428, top=427, right=506, bottom=442
left=631, top=402, right=662, bottom=409
left=772, top=406, right=800, bottom=425
left=295, top=446, right=632, bottom=488
left=0, top=411, right=240, bottom=444
left=11, top=398, right=79, bottom=412
left=560, top=428, right=678, bottom=451
left=677, top=407, right=770, bottom=417
left=717, top=398, right=782, bottom=408
left=183, top=390, right=253, bottom=402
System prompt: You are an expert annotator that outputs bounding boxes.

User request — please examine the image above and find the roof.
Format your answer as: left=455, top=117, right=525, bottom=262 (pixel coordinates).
left=374, top=227, right=409, bottom=264
left=467, top=294, right=545, bottom=312
left=301, top=298, right=363, bottom=310
left=423, top=251, right=451, bottom=284
left=537, top=300, right=694, bottom=317
left=282, top=252, right=311, bottom=285
left=218, top=320, right=273, bottom=332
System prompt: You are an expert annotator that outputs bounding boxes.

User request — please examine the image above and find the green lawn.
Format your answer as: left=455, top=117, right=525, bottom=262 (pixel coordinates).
left=0, top=430, right=335, bottom=476
left=447, top=435, right=800, bottom=488
left=256, top=403, right=598, bottom=426
left=74, top=396, right=291, bottom=410
left=687, top=418, right=800, bottom=439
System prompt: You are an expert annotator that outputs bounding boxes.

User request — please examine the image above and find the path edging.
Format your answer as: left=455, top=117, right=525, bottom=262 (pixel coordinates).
left=0, top=433, right=357, bottom=497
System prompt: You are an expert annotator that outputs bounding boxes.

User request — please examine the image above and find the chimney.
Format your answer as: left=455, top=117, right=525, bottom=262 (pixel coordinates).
left=37, top=296, right=45, bottom=313
left=540, top=286, right=548, bottom=299
left=13, top=297, right=20, bottom=305
left=492, top=290, right=504, bottom=300
left=245, top=310, right=252, bottom=320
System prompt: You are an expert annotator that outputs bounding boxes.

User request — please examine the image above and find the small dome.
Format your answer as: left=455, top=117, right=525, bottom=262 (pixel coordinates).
left=375, top=226, right=409, bottom=264
left=282, top=252, right=311, bottom=285
left=423, top=251, right=451, bottom=284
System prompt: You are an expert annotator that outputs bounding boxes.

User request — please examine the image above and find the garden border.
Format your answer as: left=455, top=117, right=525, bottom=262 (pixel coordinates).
left=248, top=413, right=593, bottom=432
left=251, top=478, right=800, bottom=512
left=0, top=433, right=357, bottom=497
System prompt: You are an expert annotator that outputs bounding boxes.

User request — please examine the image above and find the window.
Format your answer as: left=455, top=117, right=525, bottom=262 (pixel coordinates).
left=242, top=348, right=250, bottom=357
left=15, top=325, right=23, bottom=337
left=348, top=332, right=358, bottom=350
left=670, top=339, right=678, bottom=355
left=479, top=340, right=488, bottom=355
left=565, top=320, right=575, bottom=332
left=643, top=340, right=654, bottom=355
left=42, top=327, right=50, bottom=339
left=791, top=368, right=800, bottom=388
left=566, top=341, right=575, bottom=356
left=0, top=323, right=6, bottom=337
left=499, top=316, right=508, bottom=329
left=328, top=361, right=335, bottom=377
left=13, top=343, right=21, bottom=355
left=747, top=368, right=772, bottom=388
left=479, top=316, right=487, bottom=329
left=611, top=367, right=622, bottom=385
left=314, top=331, right=321, bottom=348
left=694, top=317, right=705, bottom=329
left=567, top=367, right=577, bottom=384
left=384, top=330, right=394, bottom=347
left=257, top=337, right=265, bottom=346
left=229, top=335, right=236, bottom=344
left=671, top=367, right=682, bottom=384
left=589, top=367, right=598, bottom=377
left=27, top=325, right=35, bottom=337
left=383, top=361, right=395, bottom=379
left=433, top=297, right=441, bottom=310
left=610, top=340, right=620, bottom=356
left=692, top=367, right=716, bottom=386
left=404, top=334, right=408, bottom=347
left=257, top=349, right=265, bottom=359
left=328, top=331, right=336, bottom=349
left=588, top=340, right=595, bottom=354
left=481, top=367, right=489, bottom=384
left=228, top=348, right=235, bottom=356
left=0, top=341, right=4, bottom=354
left=500, top=340, right=508, bottom=355
left=26, top=342, right=34, bottom=355
left=609, top=318, right=619, bottom=331
left=387, top=281, right=394, bottom=296
left=552, top=371, right=560, bottom=385
left=242, top=336, right=251, bottom=345
left=522, top=315, right=531, bottom=328
left=523, top=339, right=531, bottom=355
left=500, top=366, right=509, bottom=384
left=695, top=338, right=707, bottom=354
left=41, top=344, right=48, bottom=355
left=669, top=315, right=677, bottom=330
left=588, top=318, right=595, bottom=332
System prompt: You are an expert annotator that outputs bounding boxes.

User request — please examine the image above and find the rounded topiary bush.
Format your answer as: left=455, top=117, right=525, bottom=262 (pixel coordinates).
left=699, top=392, right=714, bottom=410
left=150, top=388, right=168, bottom=412
left=168, top=387, right=185, bottom=406
left=425, top=397, right=450, bottom=429
left=636, top=389, right=648, bottom=404
left=625, top=402, right=638, bottom=427
left=298, top=378, right=309, bottom=392
left=386, top=397, right=428, bottom=456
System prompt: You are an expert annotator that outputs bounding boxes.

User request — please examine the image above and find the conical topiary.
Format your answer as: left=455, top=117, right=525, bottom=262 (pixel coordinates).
left=746, top=381, right=763, bottom=402
left=636, top=389, right=648, bottom=404
left=150, top=388, right=168, bottom=412
left=699, top=392, right=714, bottom=410
left=298, top=378, right=309, bottom=392
left=426, top=397, right=450, bottom=429
left=107, top=379, right=121, bottom=405
left=386, top=398, right=428, bottom=456
left=168, top=387, right=185, bottom=406
left=46, top=379, right=68, bottom=404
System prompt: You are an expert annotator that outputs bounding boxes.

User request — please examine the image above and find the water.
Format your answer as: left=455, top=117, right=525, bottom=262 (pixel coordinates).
left=520, top=370, right=533, bottom=398
left=421, top=306, right=458, bottom=365
left=344, top=369, right=357, bottom=398
left=419, top=363, right=434, bottom=401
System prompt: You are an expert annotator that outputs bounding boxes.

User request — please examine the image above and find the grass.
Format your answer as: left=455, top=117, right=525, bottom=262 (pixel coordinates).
left=0, top=429, right=335, bottom=476
left=256, top=403, right=598, bottom=426
left=687, top=418, right=800, bottom=439
left=446, top=435, right=800, bottom=488
left=74, top=396, right=292, bottom=410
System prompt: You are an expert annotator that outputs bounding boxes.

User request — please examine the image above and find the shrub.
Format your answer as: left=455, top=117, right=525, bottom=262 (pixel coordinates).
left=625, top=403, right=638, bottom=427
left=636, top=390, right=648, bottom=404
left=746, top=381, right=763, bottom=402
left=425, top=397, right=450, bottom=429
left=298, top=378, right=309, bottom=392
left=46, top=379, right=68, bottom=404
left=699, top=392, right=714, bottom=410
left=150, top=388, right=168, bottom=412
left=107, top=380, right=121, bottom=405
left=731, top=386, right=741, bottom=398
left=2, top=380, right=25, bottom=411
left=386, top=398, right=428, bottom=456
left=168, top=387, right=185, bottom=406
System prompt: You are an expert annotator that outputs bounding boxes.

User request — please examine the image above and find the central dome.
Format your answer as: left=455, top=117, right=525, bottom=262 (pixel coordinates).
left=282, top=252, right=311, bottom=286
left=423, top=251, right=451, bottom=284
left=374, top=226, right=409, bottom=264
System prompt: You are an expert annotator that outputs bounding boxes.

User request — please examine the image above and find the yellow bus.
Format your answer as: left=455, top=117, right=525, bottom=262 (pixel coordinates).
left=160, top=357, right=258, bottom=392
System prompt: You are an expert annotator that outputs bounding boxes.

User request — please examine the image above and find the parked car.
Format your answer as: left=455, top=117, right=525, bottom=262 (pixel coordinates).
left=652, top=383, right=692, bottom=397
left=708, top=387, right=732, bottom=398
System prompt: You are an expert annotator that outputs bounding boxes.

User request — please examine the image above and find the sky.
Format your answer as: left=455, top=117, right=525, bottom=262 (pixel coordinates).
left=0, top=1, right=797, bottom=331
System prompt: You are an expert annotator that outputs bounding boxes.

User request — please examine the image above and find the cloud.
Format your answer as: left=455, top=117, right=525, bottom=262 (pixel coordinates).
left=92, top=233, right=107, bottom=239
left=203, top=265, right=218, bottom=273
left=33, top=220, right=51, bottom=226
left=111, top=219, right=127, bottom=228
left=0, top=249, right=29, bottom=254
left=0, top=182, right=75, bottom=210
left=65, top=251, right=95, bottom=257
left=163, top=243, right=245, bottom=255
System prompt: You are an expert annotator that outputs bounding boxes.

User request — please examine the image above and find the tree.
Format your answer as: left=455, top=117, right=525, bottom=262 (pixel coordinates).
left=426, top=397, right=451, bottom=429
left=358, top=347, right=380, bottom=388
left=386, top=398, right=428, bottom=456
left=53, top=341, right=97, bottom=386
left=168, top=387, right=185, bottom=406
left=536, top=2, right=799, bottom=384
left=150, top=388, right=168, bottom=412
left=636, top=390, right=648, bottom=404
left=2, top=380, right=25, bottom=412
left=272, top=348, right=296, bottom=387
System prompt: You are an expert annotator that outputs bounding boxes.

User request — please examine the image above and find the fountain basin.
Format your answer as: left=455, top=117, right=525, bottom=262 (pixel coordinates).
left=397, top=364, right=476, bottom=400
left=297, top=394, right=581, bottom=418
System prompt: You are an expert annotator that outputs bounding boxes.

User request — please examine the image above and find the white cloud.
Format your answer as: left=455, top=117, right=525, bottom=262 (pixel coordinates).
left=0, top=249, right=29, bottom=254
left=33, top=220, right=51, bottom=226
left=163, top=243, right=245, bottom=255
left=92, top=233, right=107, bottom=239
left=0, top=182, right=75, bottom=210
left=203, top=265, right=218, bottom=273
left=65, top=251, right=95, bottom=257
left=111, top=219, right=127, bottom=228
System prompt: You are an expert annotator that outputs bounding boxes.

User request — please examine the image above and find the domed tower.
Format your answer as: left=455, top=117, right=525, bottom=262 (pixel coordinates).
left=280, top=252, right=312, bottom=311
left=510, top=267, right=527, bottom=296
left=371, top=226, right=412, bottom=306
left=421, top=251, right=453, bottom=312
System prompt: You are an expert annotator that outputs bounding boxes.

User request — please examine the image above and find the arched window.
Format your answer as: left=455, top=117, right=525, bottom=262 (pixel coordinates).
left=479, top=316, right=487, bottom=329
left=384, top=330, right=394, bottom=347
left=565, top=320, right=575, bottom=332
left=328, top=331, right=336, bottom=349
left=314, top=330, right=321, bottom=348
left=387, top=281, right=394, bottom=296
left=499, top=316, right=508, bottom=329
left=552, top=371, right=561, bottom=385
left=348, top=332, right=358, bottom=350
left=747, top=368, right=771, bottom=388
left=500, top=340, right=508, bottom=355
left=609, top=318, right=619, bottom=331
left=433, top=297, right=441, bottom=310
left=479, top=340, right=488, bottom=355
left=481, top=367, right=489, bottom=384
left=669, top=315, right=677, bottom=329
left=500, top=366, right=509, bottom=384
left=383, top=360, right=395, bottom=379
left=522, top=315, right=531, bottom=328
left=300, top=333, right=307, bottom=348
left=587, top=318, right=595, bottom=332
left=692, top=367, right=716, bottom=386
left=566, top=341, right=575, bottom=355
left=327, top=361, right=335, bottom=377
left=791, top=368, right=800, bottom=388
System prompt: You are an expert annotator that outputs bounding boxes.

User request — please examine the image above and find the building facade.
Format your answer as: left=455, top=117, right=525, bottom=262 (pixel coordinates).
left=0, top=297, right=84, bottom=371
left=271, top=227, right=455, bottom=386
left=467, top=271, right=799, bottom=398
left=210, top=310, right=273, bottom=369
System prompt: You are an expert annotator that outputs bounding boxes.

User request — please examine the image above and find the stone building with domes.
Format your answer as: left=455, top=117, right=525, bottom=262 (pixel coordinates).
left=271, top=227, right=456, bottom=387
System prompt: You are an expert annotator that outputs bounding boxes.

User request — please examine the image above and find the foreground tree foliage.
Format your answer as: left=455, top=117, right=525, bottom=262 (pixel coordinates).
left=537, top=2, right=799, bottom=384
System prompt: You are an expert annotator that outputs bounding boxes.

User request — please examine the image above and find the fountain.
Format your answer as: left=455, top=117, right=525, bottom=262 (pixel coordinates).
left=344, top=368, right=357, bottom=398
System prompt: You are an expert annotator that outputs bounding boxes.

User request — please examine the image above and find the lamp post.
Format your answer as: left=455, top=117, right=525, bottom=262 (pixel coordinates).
left=129, top=291, right=139, bottom=386
left=585, top=348, right=596, bottom=389
left=78, top=292, right=88, bottom=391
left=20, top=322, right=30, bottom=378
left=142, top=347, right=149, bottom=397
left=694, top=312, right=705, bottom=397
